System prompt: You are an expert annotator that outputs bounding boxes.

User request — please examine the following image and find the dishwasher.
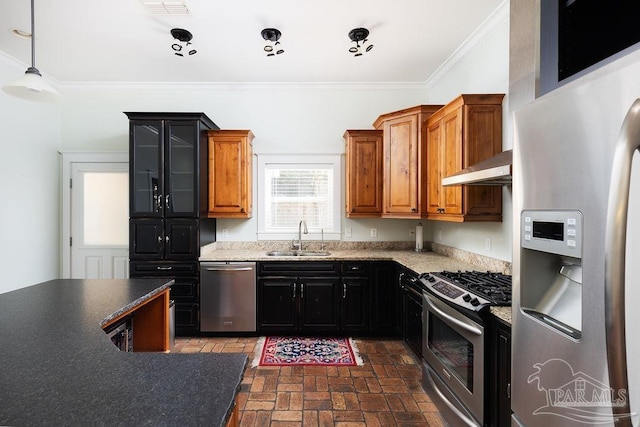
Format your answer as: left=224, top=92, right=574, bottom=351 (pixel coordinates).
left=200, top=262, right=256, bottom=332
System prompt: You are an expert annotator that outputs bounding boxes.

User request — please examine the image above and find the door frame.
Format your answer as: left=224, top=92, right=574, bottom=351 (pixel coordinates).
left=60, top=151, right=128, bottom=278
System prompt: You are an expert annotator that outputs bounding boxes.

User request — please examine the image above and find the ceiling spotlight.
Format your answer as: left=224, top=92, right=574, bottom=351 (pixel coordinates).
left=261, top=28, right=284, bottom=56
left=170, top=28, right=196, bottom=56
left=348, top=27, right=373, bottom=57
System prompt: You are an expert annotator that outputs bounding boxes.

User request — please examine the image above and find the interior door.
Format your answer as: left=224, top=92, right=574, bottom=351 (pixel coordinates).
left=71, top=162, right=129, bottom=279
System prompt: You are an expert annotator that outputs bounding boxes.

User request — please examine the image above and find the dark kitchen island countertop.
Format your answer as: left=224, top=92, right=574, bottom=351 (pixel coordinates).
left=0, top=279, right=247, bottom=426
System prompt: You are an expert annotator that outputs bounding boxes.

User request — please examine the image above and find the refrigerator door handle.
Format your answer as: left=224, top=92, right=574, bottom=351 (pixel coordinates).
left=604, top=98, right=640, bottom=426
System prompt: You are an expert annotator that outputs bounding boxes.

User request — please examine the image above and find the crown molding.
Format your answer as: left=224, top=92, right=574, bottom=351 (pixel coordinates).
left=58, top=81, right=428, bottom=92
left=425, top=0, right=509, bottom=89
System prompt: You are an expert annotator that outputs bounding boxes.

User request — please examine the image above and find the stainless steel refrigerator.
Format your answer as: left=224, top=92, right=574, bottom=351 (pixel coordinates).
left=512, top=52, right=640, bottom=425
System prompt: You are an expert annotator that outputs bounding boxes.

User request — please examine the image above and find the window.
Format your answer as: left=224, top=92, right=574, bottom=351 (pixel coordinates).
left=257, top=154, right=341, bottom=240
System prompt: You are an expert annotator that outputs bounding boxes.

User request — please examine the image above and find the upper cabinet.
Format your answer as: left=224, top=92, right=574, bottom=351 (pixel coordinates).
left=126, top=112, right=218, bottom=219
left=207, top=130, right=254, bottom=218
left=426, top=94, right=504, bottom=222
left=344, top=130, right=383, bottom=217
left=373, top=105, right=442, bottom=218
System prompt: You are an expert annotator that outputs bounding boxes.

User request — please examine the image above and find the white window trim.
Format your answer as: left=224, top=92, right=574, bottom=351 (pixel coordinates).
left=256, top=153, right=342, bottom=241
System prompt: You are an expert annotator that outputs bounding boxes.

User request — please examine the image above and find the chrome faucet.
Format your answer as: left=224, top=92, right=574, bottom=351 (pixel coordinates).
left=297, top=220, right=308, bottom=252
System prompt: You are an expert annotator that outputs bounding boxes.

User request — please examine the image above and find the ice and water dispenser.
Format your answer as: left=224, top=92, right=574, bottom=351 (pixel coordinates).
left=520, top=210, right=583, bottom=339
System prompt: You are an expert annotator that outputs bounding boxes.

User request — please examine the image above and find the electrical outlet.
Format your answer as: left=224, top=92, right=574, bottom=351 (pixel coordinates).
left=409, top=228, right=416, bottom=238
left=221, top=228, right=229, bottom=238
left=370, top=228, right=378, bottom=238
left=485, top=237, right=492, bottom=251
left=345, top=227, right=352, bottom=238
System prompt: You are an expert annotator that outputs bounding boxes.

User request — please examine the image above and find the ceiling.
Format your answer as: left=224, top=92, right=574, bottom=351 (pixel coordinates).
left=0, top=0, right=504, bottom=84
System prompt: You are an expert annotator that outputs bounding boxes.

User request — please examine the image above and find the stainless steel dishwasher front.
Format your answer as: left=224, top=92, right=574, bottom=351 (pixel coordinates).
left=200, top=262, right=256, bottom=332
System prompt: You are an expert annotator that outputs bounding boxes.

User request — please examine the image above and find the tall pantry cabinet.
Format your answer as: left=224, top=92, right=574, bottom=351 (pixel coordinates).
left=125, top=112, right=218, bottom=335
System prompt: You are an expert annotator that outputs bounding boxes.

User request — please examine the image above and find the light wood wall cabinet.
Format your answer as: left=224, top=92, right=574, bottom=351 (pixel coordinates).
left=373, top=105, right=442, bottom=218
left=207, top=130, right=253, bottom=218
left=426, top=94, right=504, bottom=222
left=344, top=130, right=383, bottom=217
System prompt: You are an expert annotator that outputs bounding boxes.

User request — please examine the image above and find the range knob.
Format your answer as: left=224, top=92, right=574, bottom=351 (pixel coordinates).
left=470, top=298, right=480, bottom=307
left=462, top=294, right=472, bottom=302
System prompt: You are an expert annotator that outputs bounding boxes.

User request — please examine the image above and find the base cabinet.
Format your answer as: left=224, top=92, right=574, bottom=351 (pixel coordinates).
left=370, top=261, right=397, bottom=335
left=257, top=272, right=340, bottom=333
left=257, top=261, right=373, bottom=335
left=489, top=316, right=512, bottom=426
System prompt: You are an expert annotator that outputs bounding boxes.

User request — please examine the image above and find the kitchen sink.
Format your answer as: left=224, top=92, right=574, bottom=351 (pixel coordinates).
left=265, top=250, right=331, bottom=257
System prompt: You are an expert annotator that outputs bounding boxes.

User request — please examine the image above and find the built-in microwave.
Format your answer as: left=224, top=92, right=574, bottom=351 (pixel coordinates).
left=539, top=0, right=640, bottom=95
left=105, top=318, right=133, bottom=352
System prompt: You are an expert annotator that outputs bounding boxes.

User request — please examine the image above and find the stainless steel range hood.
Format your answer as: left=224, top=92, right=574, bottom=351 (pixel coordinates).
left=441, top=149, right=512, bottom=186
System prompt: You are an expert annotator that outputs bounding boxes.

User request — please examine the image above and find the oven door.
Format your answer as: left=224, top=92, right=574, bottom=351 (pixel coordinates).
left=421, top=291, right=484, bottom=426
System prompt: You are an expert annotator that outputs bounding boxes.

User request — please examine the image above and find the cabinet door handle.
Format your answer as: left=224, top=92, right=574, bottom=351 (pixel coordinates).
left=165, top=195, right=170, bottom=209
left=157, top=235, right=163, bottom=243
left=398, top=272, right=404, bottom=287
left=157, top=266, right=173, bottom=271
left=165, top=235, right=169, bottom=242
left=301, top=283, right=304, bottom=298
left=411, top=207, right=417, bottom=212
left=156, top=194, right=163, bottom=211
left=293, top=282, right=297, bottom=299
left=343, top=283, right=347, bottom=298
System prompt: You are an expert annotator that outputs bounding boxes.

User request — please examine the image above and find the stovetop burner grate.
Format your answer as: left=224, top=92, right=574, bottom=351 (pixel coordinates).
left=433, top=270, right=512, bottom=305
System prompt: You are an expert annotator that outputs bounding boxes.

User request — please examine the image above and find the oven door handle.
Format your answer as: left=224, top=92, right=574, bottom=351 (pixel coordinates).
left=424, top=294, right=482, bottom=336
left=424, top=367, right=479, bottom=427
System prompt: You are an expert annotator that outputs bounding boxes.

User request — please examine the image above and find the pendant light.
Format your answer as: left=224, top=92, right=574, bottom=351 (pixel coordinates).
left=3, top=0, right=60, bottom=102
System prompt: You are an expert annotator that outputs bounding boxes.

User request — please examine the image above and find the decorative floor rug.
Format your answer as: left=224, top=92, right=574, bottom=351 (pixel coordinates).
left=252, top=336, right=363, bottom=367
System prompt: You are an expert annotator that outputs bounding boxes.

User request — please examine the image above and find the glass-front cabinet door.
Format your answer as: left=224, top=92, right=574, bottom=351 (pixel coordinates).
left=130, top=121, right=163, bottom=217
left=165, top=121, right=198, bottom=217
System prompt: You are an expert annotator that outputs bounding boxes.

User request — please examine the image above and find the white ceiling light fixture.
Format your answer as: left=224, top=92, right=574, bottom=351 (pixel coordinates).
left=3, top=0, right=60, bottom=102
left=348, top=27, right=373, bottom=57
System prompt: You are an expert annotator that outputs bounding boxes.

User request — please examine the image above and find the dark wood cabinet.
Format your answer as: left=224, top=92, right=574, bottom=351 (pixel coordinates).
left=299, top=277, right=341, bottom=331
left=257, top=262, right=340, bottom=333
left=258, top=277, right=297, bottom=330
left=257, top=261, right=377, bottom=334
left=340, top=261, right=370, bottom=333
left=126, top=112, right=218, bottom=336
left=489, top=316, right=512, bottom=426
left=130, top=218, right=199, bottom=260
left=370, top=261, right=397, bottom=335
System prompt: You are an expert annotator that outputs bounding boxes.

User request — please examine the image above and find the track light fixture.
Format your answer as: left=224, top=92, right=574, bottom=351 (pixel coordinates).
left=171, top=28, right=196, bottom=56
left=261, top=28, right=284, bottom=56
left=348, top=27, right=373, bottom=57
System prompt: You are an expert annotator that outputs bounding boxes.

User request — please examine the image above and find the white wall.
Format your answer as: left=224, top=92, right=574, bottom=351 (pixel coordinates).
left=423, top=2, right=511, bottom=261
left=0, top=59, right=61, bottom=293
left=59, top=83, right=430, bottom=243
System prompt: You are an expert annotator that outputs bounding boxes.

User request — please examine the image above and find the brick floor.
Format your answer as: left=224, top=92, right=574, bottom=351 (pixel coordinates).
left=174, top=337, right=445, bottom=426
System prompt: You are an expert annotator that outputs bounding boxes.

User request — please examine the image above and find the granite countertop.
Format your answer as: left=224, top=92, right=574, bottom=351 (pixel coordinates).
left=490, top=306, right=512, bottom=325
left=201, top=245, right=513, bottom=325
left=200, top=248, right=484, bottom=275
left=0, top=279, right=247, bottom=426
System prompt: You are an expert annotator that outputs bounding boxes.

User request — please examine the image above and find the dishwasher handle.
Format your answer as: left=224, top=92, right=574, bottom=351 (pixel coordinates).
left=204, top=266, right=254, bottom=272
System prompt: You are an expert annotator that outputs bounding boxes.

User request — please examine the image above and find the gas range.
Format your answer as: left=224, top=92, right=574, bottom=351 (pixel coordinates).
left=419, top=270, right=512, bottom=312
